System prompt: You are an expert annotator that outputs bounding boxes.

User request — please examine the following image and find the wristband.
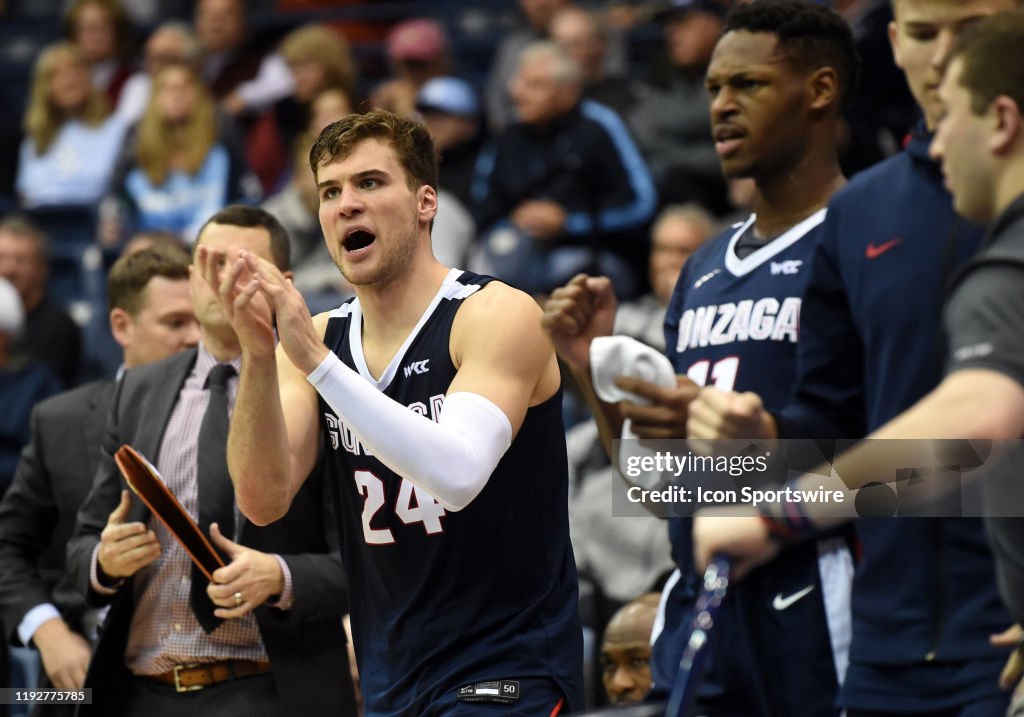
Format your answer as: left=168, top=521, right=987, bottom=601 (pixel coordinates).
left=758, top=483, right=818, bottom=543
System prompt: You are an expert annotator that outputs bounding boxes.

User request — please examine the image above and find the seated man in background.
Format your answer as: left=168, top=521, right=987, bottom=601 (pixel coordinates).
left=473, top=41, right=656, bottom=298
left=601, top=593, right=660, bottom=707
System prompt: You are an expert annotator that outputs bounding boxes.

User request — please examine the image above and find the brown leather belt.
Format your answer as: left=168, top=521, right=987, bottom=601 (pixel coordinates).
left=148, top=660, right=272, bottom=692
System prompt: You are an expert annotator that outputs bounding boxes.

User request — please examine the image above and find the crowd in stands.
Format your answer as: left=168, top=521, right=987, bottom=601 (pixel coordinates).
left=0, top=0, right=981, bottom=713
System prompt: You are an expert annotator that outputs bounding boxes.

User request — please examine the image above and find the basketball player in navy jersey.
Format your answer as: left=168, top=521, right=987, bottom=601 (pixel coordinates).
left=196, top=110, right=583, bottom=717
left=543, top=2, right=858, bottom=714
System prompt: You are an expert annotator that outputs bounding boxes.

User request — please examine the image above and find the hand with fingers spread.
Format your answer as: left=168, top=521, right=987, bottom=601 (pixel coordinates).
left=688, top=387, right=777, bottom=441
left=237, top=250, right=328, bottom=375
left=205, top=523, right=285, bottom=619
left=97, top=490, right=161, bottom=581
left=615, top=374, right=701, bottom=440
left=195, top=244, right=276, bottom=359
left=541, top=274, right=618, bottom=371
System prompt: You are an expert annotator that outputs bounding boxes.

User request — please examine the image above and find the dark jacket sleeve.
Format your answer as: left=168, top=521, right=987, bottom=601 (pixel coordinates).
left=774, top=198, right=868, bottom=439
left=986, top=516, right=1024, bottom=626
left=0, top=404, right=62, bottom=643
left=66, top=381, right=127, bottom=608
left=277, top=551, right=346, bottom=625
left=471, top=137, right=508, bottom=232
left=557, top=103, right=656, bottom=240
left=265, top=455, right=347, bottom=626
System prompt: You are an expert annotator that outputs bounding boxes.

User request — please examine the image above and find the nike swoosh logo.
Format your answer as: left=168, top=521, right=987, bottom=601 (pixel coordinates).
left=865, top=238, right=903, bottom=259
left=772, top=585, right=815, bottom=611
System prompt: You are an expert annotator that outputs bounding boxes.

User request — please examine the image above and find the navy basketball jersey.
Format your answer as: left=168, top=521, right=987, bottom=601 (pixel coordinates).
left=666, top=209, right=826, bottom=405
left=651, top=211, right=845, bottom=712
left=662, top=209, right=827, bottom=573
left=318, top=269, right=583, bottom=717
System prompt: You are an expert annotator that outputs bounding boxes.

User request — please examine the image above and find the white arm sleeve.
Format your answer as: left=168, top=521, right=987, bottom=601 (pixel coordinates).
left=307, top=351, right=513, bottom=511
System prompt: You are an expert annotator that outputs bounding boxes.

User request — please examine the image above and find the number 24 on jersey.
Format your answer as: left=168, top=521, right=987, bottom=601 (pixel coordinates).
left=354, top=470, right=447, bottom=545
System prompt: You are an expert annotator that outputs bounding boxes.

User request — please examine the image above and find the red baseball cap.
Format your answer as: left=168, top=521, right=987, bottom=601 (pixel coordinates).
left=387, top=19, right=448, bottom=63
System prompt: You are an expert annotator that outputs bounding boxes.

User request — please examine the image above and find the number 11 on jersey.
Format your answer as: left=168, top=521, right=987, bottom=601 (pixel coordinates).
left=686, top=356, right=740, bottom=391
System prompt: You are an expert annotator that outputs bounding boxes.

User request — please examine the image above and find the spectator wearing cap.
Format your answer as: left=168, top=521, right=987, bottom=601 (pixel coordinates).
left=412, top=76, right=483, bottom=269
left=0, top=276, right=62, bottom=495
left=628, top=0, right=730, bottom=215
left=416, top=76, right=486, bottom=210
left=389, top=79, right=478, bottom=271
left=369, top=18, right=451, bottom=119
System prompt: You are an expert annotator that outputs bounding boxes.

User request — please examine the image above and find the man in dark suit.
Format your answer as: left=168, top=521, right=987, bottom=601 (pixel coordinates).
left=0, top=246, right=199, bottom=715
left=66, top=206, right=356, bottom=716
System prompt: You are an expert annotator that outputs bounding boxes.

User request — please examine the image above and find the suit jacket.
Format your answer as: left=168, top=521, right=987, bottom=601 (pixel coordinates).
left=0, top=380, right=113, bottom=645
left=66, top=349, right=355, bottom=716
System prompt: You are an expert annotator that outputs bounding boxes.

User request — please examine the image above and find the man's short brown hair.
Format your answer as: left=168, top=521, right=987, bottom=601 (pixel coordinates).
left=949, top=10, right=1024, bottom=116
left=196, top=204, right=291, bottom=271
left=0, top=214, right=50, bottom=263
left=309, top=109, right=439, bottom=191
left=107, top=245, right=190, bottom=315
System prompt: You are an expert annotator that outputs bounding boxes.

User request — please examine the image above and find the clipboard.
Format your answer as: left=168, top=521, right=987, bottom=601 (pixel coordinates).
left=114, top=444, right=227, bottom=580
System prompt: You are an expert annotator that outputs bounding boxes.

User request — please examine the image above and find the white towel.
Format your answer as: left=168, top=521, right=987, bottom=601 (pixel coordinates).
left=590, top=336, right=677, bottom=488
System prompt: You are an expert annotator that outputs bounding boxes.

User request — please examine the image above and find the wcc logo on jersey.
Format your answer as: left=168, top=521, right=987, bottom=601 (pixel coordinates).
left=770, top=260, right=802, bottom=275
left=675, top=297, right=801, bottom=353
left=403, top=359, right=430, bottom=377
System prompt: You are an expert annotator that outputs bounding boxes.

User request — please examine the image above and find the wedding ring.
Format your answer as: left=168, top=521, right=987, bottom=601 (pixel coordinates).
left=234, top=591, right=243, bottom=607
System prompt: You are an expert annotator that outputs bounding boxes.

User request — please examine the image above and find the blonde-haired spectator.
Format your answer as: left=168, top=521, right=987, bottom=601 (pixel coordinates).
left=279, top=24, right=358, bottom=107
left=102, top=61, right=260, bottom=245
left=17, top=41, right=126, bottom=208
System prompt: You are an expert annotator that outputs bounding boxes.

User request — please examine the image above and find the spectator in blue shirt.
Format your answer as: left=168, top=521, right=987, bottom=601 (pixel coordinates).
left=17, top=42, right=126, bottom=209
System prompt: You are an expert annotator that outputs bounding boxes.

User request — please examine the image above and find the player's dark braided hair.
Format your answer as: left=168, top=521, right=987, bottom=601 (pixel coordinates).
left=724, top=0, right=861, bottom=108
